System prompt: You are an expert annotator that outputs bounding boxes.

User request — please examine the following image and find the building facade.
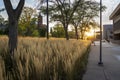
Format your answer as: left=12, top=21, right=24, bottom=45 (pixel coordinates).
left=110, top=3, right=120, bottom=40
left=103, top=24, right=113, bottom=40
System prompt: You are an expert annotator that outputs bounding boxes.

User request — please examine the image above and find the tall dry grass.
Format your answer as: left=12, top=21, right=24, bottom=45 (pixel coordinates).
left=0, top=36, right=90, bottom=80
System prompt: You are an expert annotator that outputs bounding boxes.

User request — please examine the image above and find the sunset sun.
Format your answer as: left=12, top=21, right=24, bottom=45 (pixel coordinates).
left=85, top=29, right=95, bottom=37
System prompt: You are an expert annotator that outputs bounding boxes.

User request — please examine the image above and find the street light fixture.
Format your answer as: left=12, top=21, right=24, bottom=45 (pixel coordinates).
left=98, top=0, right=103, bottom=65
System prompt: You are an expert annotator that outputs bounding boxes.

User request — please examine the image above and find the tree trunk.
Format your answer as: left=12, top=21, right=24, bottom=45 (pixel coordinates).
left=3, top=0, right=25, bottom=54
left=81, top=31, right=85, bottom=40
left=64, top=26, right=69, bottom=40
left=75, top=26, right=78, bottom=40
left=8, top=19, right=18, bottom=54
left=80, top=30, right=83, bottom=40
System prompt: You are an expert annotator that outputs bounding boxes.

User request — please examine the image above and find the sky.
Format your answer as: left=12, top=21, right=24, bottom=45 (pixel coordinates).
left=95, top=0, right=120, bottom=25
left=0, top=0, right=120, bottom=27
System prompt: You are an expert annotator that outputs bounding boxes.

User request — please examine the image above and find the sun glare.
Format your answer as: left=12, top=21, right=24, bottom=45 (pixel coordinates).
left=85, top=29, right=95, bottom=37
left=85, top=27, right=100, bottom=38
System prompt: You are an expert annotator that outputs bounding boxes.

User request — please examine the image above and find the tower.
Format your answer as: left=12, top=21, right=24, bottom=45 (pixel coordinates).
left=38, top=13, right=43, bottom=28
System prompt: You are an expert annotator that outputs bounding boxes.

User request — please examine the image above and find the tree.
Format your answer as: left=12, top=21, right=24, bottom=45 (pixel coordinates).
left=0, top=16, right=8, bottom=35
left=39, top=27, right=46, bottom=37
left=51, top=23, right=65, bottom=38
left=40, top=0, right=82, bottom=40
left=0, top=8, right=7, bottom=35
left=3, top=0, right=25, bottom=54
left=0, top=15, right=5, bottom=34
left=71, top=0, right=100, bottom=40
left=30, top=17, right=39, bottom=37
left=73, top=0, right=106, bottom=40
left=3, top=20, right=9, bottom=35
left=0, top=15, right=4, bottom=25
left=19, top=7, right=38, bottom=36
left=70, top=0, right=84, bottom=40
left=69, top=30, right=76, bottom=39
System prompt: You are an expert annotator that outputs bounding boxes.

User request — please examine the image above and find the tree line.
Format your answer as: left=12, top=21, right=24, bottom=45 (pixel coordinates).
left=1, top=0, right=106, bottom=54
left=39, top=0, right=106, bottom=40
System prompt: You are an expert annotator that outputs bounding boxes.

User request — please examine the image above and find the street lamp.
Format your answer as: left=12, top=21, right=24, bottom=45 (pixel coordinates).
left=98, top=0, right=103, bottom=65
left=46, top=0, right=49, bottom=39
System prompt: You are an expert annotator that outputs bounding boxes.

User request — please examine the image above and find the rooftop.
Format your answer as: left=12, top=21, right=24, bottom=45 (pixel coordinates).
left=110, top=3, right=120, bottom=20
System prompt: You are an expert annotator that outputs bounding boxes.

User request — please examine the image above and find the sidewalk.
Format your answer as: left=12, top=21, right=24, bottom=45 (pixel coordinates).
left=82, top=41, right=120, bottom=80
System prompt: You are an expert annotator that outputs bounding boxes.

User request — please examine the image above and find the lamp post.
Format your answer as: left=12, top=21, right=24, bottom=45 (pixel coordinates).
left=46, top=0, right=49, bottom=39
left=98, top=0, right=103, bottom=65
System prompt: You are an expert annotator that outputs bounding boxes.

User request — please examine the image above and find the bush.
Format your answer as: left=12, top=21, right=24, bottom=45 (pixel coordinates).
left=38, top=28, right=46, bottom=37
left=32, top=30, right=39, bottom=37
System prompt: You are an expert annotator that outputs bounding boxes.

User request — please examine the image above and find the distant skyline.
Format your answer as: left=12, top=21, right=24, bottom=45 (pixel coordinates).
left=0, top=0, right=120, bottom=26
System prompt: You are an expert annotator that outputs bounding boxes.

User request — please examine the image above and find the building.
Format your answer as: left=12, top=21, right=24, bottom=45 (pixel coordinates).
left=37, top=13, right=47, bottom=37
left=110, top=3, right=120, bottom=40
left=38, top=13, right=46, bottom=29
left=103, top=24, right=113, bottom=40
left=38, top=13, right=43, bottom=28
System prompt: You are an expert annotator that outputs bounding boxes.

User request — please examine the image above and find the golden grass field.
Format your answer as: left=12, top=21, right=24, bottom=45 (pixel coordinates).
left=0, top=36, right=91, bottom=80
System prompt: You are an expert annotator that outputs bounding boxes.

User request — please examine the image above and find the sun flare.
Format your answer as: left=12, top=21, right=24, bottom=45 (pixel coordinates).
left=85, top=30, right=95, bottom=37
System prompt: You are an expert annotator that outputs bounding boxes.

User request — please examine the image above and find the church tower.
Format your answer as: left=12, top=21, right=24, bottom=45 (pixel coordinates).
left=38, top=13, right=43, bottom=28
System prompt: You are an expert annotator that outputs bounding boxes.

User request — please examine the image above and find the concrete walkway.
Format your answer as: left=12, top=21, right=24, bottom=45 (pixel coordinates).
left=83, top=41, right=120, bottom=80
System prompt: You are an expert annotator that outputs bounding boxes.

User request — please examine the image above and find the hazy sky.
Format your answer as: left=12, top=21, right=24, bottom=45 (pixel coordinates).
left=0, top=0, right=120, bottom=26
left=95, top=0, right=120, bottom=24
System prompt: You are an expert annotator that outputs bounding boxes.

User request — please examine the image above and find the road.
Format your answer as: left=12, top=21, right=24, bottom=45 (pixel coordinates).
left=83, top=41, right=120, bottom=80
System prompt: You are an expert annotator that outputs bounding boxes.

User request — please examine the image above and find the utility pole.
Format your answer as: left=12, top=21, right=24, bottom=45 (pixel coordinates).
left=98, top=0, right=103, bottom=65
left=46, top=0, right=49, bottom=39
